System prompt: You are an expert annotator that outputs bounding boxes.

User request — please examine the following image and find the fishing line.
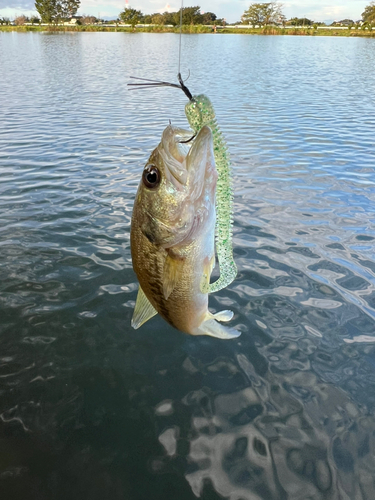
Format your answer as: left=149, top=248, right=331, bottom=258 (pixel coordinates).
left=178, top=0, right=183, bottom=77
left=174, top=1, right=237, bottom=293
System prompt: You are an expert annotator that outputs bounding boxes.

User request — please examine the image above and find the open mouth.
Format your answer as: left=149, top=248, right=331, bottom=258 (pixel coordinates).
left=160, top=125, right=214, bottom=191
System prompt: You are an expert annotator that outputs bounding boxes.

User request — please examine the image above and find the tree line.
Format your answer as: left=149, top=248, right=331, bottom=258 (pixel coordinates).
left=119, top=6, right=224, bottom=27
left=5, top=1, right=375, bottom=27
left=240, top=2, right=375, bottom=27
left=31, top=2, right=223, bottom=26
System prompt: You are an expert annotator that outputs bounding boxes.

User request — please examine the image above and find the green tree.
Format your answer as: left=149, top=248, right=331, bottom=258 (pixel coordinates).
left=35, top=0, right=57, bottom=23
left=143, top=14, right=154, bottom=24
left=35, top=0, right=80, bottom=23
left=174, top=6, right=203, bottom=25
left=202, top=11, right=217, bottom=24
left=289, top=17, right=312, bottom=26
left=151, top=13, right=164, bottom=24
left=362, top=2, right=375, bottom=23
left=278, top=13, right=286, bottom=26
left=241, top=2, right=284, bottom=26
left=56, top=0, right=80, bottom=21
left=119, top=7, right=144, bottom=28
left=338, top=19, right=354, bottom=26
left=162, top=11, right=177, bottom=25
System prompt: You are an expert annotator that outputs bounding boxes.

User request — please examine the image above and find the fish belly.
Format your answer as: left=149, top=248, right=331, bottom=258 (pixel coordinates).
left=131, top=221, right=208, bottom=333
left=131, top=211, right=240, bottom=339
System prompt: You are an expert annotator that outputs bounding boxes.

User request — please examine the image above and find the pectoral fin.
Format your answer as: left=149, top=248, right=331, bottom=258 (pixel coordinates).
left=163, top=253, right=184, bottom=300
left=131, top=286, right=157, bottom=329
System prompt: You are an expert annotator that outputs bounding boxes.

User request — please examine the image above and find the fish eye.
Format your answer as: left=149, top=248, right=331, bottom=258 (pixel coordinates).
left=142, top=165, right=160, bottom=189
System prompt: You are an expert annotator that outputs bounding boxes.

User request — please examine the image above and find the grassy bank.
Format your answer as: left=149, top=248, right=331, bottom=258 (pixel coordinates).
left=0, top=24, right=212, bottom=33
left=221, top=26, right=375, bottom=37
left=1, top=24, right=375, bottom=37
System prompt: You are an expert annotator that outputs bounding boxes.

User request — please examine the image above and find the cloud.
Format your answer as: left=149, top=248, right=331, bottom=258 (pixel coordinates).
left=78, top=0, right=123, bottom=11
left=0, top=0, right=370, bottom=22
left=284, top=1, right=368, bottom=21
left=0, top=0, right=33, bottom=7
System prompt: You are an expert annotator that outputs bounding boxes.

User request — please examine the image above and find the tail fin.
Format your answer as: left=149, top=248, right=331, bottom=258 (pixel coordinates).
left=212, top=310, right=234, bottom=322
left=191, top=312, right=241, bottom=340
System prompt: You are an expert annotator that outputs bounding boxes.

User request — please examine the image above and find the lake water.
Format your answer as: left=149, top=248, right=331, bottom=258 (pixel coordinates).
left=1, top=31, right=375, bottom=500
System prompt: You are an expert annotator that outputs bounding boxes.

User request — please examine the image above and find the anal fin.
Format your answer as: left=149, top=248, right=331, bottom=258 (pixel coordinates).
left=131, top=286, right=157, bottom=329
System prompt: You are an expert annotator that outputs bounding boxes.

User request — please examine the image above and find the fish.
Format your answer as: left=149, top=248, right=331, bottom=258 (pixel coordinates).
left=130, top=124, right=240, bottom=339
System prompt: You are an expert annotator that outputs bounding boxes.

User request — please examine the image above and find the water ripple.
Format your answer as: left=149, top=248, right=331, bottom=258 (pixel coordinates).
left=1, top=32, right=375, bottom=500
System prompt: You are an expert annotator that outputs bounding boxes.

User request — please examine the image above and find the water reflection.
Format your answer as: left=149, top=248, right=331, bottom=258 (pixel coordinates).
left=153, top=347, right=375, bottom=499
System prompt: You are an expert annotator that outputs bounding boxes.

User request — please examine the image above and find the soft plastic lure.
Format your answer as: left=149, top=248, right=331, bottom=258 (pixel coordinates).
left=128, top=75, right=237, bottom=293
left=184, top=93, right=237, bottom=293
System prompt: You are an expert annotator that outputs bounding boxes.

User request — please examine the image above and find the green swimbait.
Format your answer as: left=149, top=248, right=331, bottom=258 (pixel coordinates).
left=184, top=93, right=237, bottom=293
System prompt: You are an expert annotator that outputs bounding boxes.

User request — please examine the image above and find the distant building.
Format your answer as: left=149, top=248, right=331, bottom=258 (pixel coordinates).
left=64, top=16, right=82, bottom=25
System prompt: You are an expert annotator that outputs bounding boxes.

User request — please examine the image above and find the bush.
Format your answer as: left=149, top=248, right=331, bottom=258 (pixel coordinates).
left=15, top=15, right=28, bottom=25
left=81, top=15, right=97, bottom=25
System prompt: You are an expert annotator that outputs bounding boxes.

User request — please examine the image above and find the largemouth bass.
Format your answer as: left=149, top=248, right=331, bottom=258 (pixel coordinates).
left=130, top=124, right=240, bottom=339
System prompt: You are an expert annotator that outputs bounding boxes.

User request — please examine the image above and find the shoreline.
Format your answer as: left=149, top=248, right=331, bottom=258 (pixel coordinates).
left=1, top=25, right=375, bottom=37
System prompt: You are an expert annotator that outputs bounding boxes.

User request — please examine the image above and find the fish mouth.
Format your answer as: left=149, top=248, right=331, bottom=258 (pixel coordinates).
left=142, top=125, right=217, bottom=249
left=158, top=125, right=192, bottom=187
left=159, top=125, right=216, bottom=193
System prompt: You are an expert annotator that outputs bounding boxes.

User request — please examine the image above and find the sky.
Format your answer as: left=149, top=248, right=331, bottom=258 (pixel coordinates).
left=0, top=0, right=371, bottom=23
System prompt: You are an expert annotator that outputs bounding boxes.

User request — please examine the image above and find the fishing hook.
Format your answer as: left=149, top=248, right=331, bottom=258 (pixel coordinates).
left=179, top=133, right=196, bottom=144
left=128, top=75, right=194, bottom=102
